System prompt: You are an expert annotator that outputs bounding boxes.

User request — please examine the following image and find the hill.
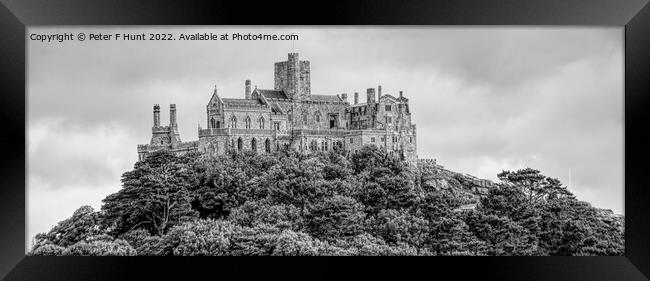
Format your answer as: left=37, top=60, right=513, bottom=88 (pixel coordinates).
left=29, top=146, right=624, bottom=256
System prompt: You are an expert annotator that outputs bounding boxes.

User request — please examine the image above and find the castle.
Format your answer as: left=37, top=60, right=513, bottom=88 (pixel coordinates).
left=137, top=53, right=418, bottom=164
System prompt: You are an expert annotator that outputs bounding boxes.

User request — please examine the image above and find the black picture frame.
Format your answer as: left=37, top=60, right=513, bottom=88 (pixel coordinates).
left=1, top=0, right=649, bottom=280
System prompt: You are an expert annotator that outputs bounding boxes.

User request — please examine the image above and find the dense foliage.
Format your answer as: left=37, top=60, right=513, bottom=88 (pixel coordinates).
left=30, top=147, right=624, bottom=256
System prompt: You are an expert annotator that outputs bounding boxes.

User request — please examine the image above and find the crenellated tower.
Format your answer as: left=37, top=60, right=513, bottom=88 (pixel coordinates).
left=274, top=53, right=311, bottom=100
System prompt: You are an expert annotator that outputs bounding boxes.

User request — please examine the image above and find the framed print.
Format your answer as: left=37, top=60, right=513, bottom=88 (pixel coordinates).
left=1, top=0, right=649, bottom=280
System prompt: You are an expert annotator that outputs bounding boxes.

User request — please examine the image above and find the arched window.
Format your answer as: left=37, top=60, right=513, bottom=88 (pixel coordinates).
left=265, top=138, right=271, bottom=153
left=216, top=121, right=220, bottom=128
left=251, top=138, right=257, bottom=152
left=245, top=116, right=251, bottom=129
left=310, top=140, right=317, bottom=151
left=315, top=112, right=321, bottom=123
left=322, top=140, right=328, bottom=151
left=210, top=117, right=216, bottom=128
left=259, top=117, right=265, bottom=129
left=237, top=137, right=243, bottom=151
left=230, top=116, right=237, bottom=128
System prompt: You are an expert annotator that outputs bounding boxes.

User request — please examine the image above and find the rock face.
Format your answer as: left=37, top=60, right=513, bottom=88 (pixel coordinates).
left=418, top=158, right=497, bottom=197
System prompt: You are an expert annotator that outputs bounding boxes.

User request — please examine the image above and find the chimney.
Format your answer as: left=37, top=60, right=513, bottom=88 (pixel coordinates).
left=377, top=85, right=382, bottom=100
left=354, top=92, right=359, bottom=104
left=341, top=93, right=348, bottom=102
left=245, top=79, right=251, bottom=99
left=399, top=91, right=403, bottom=98
left=366, top=88, right=376, bottom=104
left=170, top=104, right=177, bottom=129
left=153, top=104, right=160, bottom=127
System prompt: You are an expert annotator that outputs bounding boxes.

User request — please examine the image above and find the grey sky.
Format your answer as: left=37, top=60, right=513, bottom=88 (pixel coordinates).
left=27, top=26, right=623, bottom=246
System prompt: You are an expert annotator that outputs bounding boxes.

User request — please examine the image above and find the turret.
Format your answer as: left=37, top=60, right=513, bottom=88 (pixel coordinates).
left=354, top=92, right=359, bottom=104
left=377, top=85, right=382, bottom=100
left=153, top=104, right=160, bottom=127
left=341, top=93, right=348, bottom=102
left=245, top=79, right=251, bottom=99
left=399, top=91, right=403, bottom=99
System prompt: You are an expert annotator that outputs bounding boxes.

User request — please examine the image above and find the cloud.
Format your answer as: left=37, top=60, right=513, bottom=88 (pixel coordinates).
left=28, top=117, right=137, bottom=189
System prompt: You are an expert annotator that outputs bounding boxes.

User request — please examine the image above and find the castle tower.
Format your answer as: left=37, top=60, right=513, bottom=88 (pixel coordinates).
left=354, top=92, right=359, bottom=104
left=170, top=104, right=177, bottom=130
left=274, top=53, right=311, bottom=100
left=153, top=104, right=160, bottom=127
left=245, top=79, right=251, bottom=99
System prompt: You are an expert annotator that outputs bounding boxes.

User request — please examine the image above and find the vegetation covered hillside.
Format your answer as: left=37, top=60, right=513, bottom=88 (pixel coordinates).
left=30, top=146, right=624, bottom=256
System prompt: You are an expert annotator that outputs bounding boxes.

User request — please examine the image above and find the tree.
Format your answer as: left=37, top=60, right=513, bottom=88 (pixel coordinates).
left=228, top=199, right=304, bottom=231
left=497, top=168, right=573, bottom=205
left=463, top=211, right=538, bottom=256
left=306, top=195, right=367, bottom=240
left=101, top=150, right=199, bottom=236
left=62, top=239, right=136, bottom=256
left=160, top=219, right=235, bottom=256
left=371, top=209, right=428, bottom=246
left=30, top=205, right=104, bottom=251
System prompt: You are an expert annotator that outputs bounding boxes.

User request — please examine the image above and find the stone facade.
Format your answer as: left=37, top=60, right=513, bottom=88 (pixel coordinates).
left=137, top=53, right=418, bottom=165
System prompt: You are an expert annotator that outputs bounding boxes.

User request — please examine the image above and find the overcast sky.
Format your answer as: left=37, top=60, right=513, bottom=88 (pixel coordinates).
left=27, top=26, right=623, bottom=246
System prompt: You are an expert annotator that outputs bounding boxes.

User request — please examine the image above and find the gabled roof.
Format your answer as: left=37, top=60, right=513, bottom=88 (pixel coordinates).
left=255, top=89, right=289, bottom=100
left=208, top=88, right=223, bottom=105
left=270, top=102, right=286, bottom=114
left=310, top=94, right=342, bottom=102
left=221, top=98, right=264, bottom=106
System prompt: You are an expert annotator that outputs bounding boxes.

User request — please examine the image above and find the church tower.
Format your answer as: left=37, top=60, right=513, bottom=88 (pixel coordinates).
left=274, top=53, right=311, bottom=100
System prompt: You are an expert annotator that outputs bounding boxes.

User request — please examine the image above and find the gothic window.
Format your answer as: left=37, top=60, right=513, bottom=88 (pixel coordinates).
left=245, top=116, right=251, bottom=129
left=386, top=117, right=392, bottom=124
left=350, top=138, right=353, bottom=144
left=216, top=121, right=220, bottom=128
left=274, top=122, right=280, bottom=130
left=315, top=112, right=321, bottom=123
left=210, top=117, right=216, bottom=128
left=303, top=114, right=308, bottom=124
left=310, top=140, right=317, bottom=151
left=265, top=138, right=271, bottom=153
left=259, top=117, right=265, bottom=129
left=237, top=137, right=243, bottom=151
left=160, top=139, right=163, bottom=145
left=251, top=138, right=257, bottom=152
left=385, top=105, right=392, bottom=111
left=322, top=141, right=328, bottom=151
left=409, top=137, right=413, bottom=143
left=230, top=116, right=237, bottom=128
left=371, top=137, right=375, bottom=143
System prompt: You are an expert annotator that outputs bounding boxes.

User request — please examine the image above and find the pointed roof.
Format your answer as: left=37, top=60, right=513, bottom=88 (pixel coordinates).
left=208, top=87, right=223, bottom=105
left=254, top=89, right=289, bottom=100
left=310, top=94, right=342, bottom=102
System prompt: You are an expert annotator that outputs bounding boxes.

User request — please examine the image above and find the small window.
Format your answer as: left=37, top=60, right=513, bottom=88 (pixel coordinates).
left=409, top=137, right=413, bottom=143
left=385, top=105, right=391, bottom=111
left=350, top=138, right=353, bottom=144
left=388, top=117, right=392, bottom=124
left=381, top=137, right=385, bottom=141
left=371, top=137, right=375, bottom=143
